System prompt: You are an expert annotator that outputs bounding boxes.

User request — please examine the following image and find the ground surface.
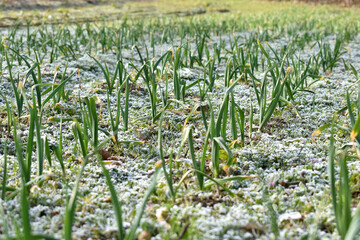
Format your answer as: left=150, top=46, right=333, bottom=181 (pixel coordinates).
left=1, top=1, right=360, bottom=240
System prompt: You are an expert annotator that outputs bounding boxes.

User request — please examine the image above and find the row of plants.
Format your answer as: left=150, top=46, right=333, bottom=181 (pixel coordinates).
left=1, top=10, right=360, bottom=239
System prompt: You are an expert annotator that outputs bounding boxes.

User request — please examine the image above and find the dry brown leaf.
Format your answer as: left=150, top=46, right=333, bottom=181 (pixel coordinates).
left=242, top=222, right=264, bottom=234
left=99, top=148, right=112, bottom=160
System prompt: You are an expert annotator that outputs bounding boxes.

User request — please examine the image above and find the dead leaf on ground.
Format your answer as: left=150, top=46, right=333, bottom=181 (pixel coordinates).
left=242, top=222, right=264, bottom=234
left=138, top=230, right=152, bottom=240
left=99, top=148, right=112, bottom=160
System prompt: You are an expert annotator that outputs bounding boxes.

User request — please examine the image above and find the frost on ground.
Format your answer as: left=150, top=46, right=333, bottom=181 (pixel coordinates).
left=1, top=26, right=360, bottom=239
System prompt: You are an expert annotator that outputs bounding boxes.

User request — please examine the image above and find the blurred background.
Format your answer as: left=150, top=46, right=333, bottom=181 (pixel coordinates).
left=1, top=0, right=359, bottom=9
left=1, top=0, right=115, bottom=9
left=0, top=0, right=358, bottom=27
